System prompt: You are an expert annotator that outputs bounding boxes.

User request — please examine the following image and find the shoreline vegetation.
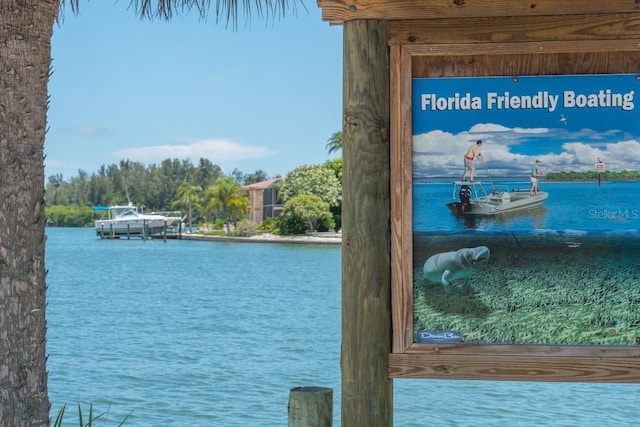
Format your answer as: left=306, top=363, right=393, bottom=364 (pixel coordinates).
left=44, top=159, right=344, bottom=233
left=544, top=170, right=640, bottom=181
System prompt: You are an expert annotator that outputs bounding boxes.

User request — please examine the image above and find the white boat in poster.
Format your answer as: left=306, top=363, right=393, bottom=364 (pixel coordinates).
left=94, top=203, right=184, bottom=238
left=446, top=181, right=548, bottom=216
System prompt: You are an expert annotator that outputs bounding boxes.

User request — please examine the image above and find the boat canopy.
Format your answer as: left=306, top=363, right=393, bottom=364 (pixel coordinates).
left=93, top=206, right=110, bottom=211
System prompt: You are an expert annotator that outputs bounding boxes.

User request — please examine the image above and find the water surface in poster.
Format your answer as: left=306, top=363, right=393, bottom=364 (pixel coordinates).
left=411, top=74, right=640, bottom=346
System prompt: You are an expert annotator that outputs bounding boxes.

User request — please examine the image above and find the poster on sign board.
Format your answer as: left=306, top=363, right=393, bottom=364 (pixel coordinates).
left=411, top=74, right=640, bottom=346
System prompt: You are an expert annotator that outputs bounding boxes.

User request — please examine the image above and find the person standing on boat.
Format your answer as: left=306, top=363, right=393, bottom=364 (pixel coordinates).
left=530, top=159, right=543, bottom=196
left=461, top=139, right=484, bottom=182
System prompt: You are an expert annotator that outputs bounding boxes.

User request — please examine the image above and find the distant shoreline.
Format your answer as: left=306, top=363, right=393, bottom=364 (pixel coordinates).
left=179, top=232, right=342, bottom=245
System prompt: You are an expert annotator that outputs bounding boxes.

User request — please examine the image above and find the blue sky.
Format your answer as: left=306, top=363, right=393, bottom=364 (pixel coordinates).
left=47, top=1, right=342, bottom=180
left=412, top=74, right=640, bottom=178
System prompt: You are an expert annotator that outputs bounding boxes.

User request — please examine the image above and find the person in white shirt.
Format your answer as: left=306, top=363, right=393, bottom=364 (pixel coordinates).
left=530, top=159, right=543, bottom=196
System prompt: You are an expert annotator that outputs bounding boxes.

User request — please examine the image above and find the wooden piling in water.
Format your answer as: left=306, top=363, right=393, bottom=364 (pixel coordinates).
left=288, top=386, right=332, bottom=427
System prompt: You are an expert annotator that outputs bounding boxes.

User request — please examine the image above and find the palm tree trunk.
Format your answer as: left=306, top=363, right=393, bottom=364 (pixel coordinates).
left=0, top=0, right=57, bottom=424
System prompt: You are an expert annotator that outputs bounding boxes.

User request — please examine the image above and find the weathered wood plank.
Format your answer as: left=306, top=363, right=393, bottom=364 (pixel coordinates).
left=389, top=352, right=640, bottom=382
left=404, top=40, right=640, bottom=56
left=390, top=45, right=415, bottom=354
left=403, top=343, right=640, bottom=357
left=318, top=0, right=640, bottom=24
left=407, top=47, right=640, bottom=77
left=388, top=13, right=640, bottom=45
left=342, top=19, right=393, bottom=427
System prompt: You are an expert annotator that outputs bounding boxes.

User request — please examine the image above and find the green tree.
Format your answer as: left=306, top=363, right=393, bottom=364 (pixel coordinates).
left=323, top=158, right=343, bottom=230
left=157, top=158, right=192, bottom=209
left=228, top=194, right=251, bottom=229
left=45, top=174, right=65, bottom=206
left=44, top=205, right=95, bottom=227
left=324, top=158, right=343, bottom=183
left=175, top=182, right=202, bottom=231
left=1, top=1, right=295, bottom=423
left=45, top=157, right=230, bottom=212
left=67, top=170, right=90, bottom=206
left=276, top=194, right=335, bottom=235
left=326, top=130, right=343, bottom=154
left=204, top=177, right=248, bottom=235
left=195, top=158, right=224, bottom=188
left=280, top=164, right=342, bottom=209
left=87, top=168, right=116, bottom=207
left=118, top=159, right=151, bottom=207
left=229, top=168, right=245, bottom=184
left=242, top=169, right=270, bottom=185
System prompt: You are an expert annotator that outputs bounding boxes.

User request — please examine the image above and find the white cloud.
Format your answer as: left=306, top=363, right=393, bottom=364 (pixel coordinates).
left=114, top=138, right=276, bottom=165
left=469, top=123, right=548, bottom=134
left=413, top=123, right=639, bottom=178
left=604, top=140, right=640, bottom=163
left=559, top=139, right=640, bottom=171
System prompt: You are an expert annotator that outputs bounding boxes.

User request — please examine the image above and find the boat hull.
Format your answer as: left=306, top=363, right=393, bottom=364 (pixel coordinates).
left=95, top=216, right=182, bottom=237
left=448, top=190, right=548, bottom=216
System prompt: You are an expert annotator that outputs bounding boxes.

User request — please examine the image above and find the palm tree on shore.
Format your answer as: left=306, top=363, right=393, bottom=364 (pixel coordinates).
left=0, top=1, right=295, bottom=423
left=204, top=177, right=248, bottom=235
left=175, top=182, right=203, bottom=232
left=326, top=131, right=343, bottom=154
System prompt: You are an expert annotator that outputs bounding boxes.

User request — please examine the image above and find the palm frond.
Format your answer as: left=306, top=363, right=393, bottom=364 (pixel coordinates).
left=59, top=0, right=304, bottom=28
left=129, top=0, right=303, bottom=27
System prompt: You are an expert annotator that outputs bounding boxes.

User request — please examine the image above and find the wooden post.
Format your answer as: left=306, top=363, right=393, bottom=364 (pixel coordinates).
left=288, top=386, right=333, bottom=427
left=342, top=20, right=392, bottom=427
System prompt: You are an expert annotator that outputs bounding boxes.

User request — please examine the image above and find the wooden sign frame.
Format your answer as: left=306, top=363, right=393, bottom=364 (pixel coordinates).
left=389, top=40, right=640, bottom=383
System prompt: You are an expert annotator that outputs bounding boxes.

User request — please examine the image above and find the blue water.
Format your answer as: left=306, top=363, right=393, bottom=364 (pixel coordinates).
left=414, top=180, right=640, bottom=233
left=47, top=228, right=640, bottom=426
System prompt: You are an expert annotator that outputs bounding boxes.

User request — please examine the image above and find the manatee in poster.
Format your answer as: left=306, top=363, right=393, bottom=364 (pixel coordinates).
left=423, top=246, right=490, bottom=293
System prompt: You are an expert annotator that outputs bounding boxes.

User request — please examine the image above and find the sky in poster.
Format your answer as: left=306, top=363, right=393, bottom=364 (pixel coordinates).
left=412, top=74, right=640, bottom=178
left=46, top=1, right=342, bottom=181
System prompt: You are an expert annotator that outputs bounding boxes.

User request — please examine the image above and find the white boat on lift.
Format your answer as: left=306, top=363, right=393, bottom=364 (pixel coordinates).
left=94, top=203, right=184, bottom=238
left=446, top=180, right=548, bottom=216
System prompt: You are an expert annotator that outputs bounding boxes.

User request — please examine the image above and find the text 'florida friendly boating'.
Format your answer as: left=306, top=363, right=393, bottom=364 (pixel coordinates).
left=94, top=203, right=184, bottom=238
left=447, top=180, right=548, bottom=216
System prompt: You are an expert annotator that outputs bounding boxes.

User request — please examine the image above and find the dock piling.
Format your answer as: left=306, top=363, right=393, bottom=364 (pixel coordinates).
left=288, top=386, right=332, bottom=427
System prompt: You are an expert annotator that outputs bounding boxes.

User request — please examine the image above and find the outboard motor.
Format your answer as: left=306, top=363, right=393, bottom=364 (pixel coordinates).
left=459, top=185, right=472, bottom=213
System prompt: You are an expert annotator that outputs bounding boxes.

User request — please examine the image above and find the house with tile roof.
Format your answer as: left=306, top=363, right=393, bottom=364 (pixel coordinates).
left=242, top=177, right=284, bottom=224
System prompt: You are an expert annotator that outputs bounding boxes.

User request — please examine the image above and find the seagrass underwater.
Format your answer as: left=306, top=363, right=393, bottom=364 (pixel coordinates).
left=46, top=228, right=640, bottom=426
